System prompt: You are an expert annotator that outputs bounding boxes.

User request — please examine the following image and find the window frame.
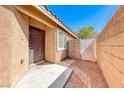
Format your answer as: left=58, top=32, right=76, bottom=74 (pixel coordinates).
left=56, top=28, right=67, bottom=51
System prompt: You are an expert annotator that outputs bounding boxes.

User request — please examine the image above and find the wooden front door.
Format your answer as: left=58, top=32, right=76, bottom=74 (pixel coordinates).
left=29, top=27, right=45, bottom=64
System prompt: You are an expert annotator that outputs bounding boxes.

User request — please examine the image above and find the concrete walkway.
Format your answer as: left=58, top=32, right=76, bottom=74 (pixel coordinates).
left=58, top=58, right=108, bottom=88
left=15, top=62, right=69, bottom=88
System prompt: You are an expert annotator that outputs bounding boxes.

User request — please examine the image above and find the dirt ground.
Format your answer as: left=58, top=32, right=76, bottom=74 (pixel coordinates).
left=58, top=58, right=108, bottom=88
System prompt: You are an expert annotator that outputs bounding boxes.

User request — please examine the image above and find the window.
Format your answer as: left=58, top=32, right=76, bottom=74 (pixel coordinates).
left=57, top=28, right=67, bottom=51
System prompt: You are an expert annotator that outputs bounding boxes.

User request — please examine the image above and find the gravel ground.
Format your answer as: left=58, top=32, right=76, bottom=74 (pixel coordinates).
left=58, top=58, right=108, bottom=88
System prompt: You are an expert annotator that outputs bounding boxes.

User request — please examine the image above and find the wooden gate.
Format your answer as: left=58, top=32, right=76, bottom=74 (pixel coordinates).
left=68, top=39, right=96, bottom=61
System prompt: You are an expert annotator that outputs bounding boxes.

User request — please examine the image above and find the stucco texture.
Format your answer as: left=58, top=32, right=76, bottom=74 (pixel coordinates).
left=0, top=6, right=29, bottom=87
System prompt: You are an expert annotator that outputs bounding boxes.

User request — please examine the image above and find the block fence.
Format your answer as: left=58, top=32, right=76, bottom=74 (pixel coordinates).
left=97, top=6, right=124, bottom=87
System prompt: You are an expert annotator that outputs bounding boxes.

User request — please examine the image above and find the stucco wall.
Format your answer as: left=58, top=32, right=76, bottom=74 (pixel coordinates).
left=15, top=5, right=77, bottom=64
left=0, top=6, right=29, bottom=87
left=0, top=6, right=12, bottom=87
left=45, top=27, right=56, bottom=63
left=97, top=6, right=124, bottom=87
left=45, top=27, right=75, bottom=63
left=55, top=31, right=75, bottom=63
left=55, top=49, right=68, bottom=62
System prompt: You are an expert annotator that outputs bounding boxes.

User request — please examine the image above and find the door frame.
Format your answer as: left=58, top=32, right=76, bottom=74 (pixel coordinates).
left=29, top=26, right=45, bottom=67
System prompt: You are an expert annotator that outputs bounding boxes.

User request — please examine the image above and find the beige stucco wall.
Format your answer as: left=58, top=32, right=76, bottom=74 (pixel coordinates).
left=45, top=27, right=75, bottom=63
left=0, top=6, right=12, bottom=87
left=15, top=5, right=77, bottom=63
left=55, top=50, right=67, bottom=62
left=55, top=30, right=75, bottom=63
left=0, top=6, right=29, bottom=87
left=45, top=27, right=56, bottom=63
left=18, top=5, right=76, bottom=64
left=97, top=6, right=124, bottom=87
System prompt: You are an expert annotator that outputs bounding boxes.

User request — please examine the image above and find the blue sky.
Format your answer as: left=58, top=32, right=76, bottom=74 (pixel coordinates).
left=48, top=5, right=120, bottom=32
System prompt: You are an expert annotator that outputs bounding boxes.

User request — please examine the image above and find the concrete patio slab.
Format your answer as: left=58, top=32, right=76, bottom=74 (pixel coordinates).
left=15, top=62, right=70, bottom=88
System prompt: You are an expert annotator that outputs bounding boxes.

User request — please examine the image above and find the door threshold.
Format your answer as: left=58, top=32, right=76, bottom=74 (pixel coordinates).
left=29, top=60, right=45, bottom=68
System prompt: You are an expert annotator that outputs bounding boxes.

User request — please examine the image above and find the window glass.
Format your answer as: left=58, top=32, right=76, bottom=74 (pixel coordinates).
left=57, top=29, right=67, bottom=50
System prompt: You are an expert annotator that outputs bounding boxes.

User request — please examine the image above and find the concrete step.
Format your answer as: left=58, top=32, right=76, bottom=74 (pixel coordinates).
left=48, top=68, right=73, bottom=88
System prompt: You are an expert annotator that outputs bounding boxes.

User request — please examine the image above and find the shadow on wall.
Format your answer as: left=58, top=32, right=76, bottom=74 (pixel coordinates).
left=58, top=49, right=68, bottom=62
left=4, top=5, right=29, bottom=40
left=58, top=41, right=70, bottom=62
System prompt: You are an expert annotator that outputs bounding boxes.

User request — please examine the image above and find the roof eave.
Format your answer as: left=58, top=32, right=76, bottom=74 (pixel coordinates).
left=32, top=5, right=78, bottom=39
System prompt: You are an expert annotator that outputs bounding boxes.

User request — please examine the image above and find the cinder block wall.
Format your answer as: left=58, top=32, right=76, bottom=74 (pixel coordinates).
left=68, top=39, right=80, bottom=59
left=97, top=6, right=124, bottom=87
